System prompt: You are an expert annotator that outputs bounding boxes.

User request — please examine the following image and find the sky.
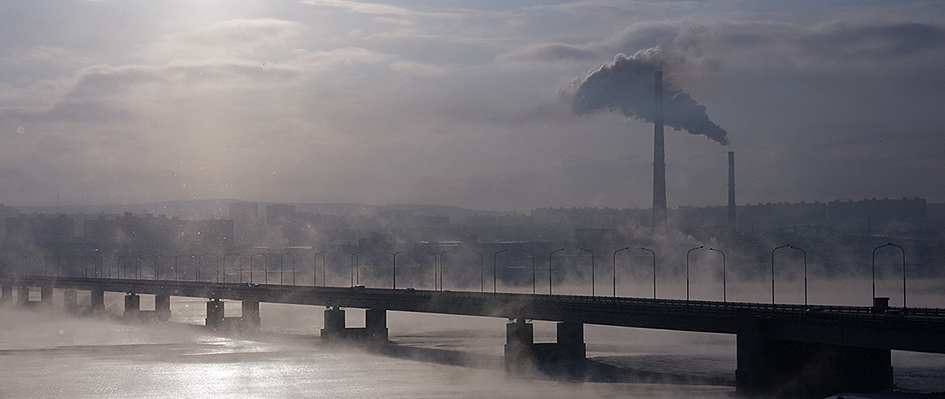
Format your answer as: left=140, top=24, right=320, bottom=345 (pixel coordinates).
left=1, top=0, right=944, bottom=212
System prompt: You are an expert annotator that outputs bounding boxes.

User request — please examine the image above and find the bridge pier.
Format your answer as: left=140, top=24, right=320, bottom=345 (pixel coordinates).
left=206, top=299, right=225, bottom=329
left=90, top=290, right=105, bottom=312
left=64, top=290, right=78, bottom=313
left=736, top=312, right=893, bottom=398
left=320, top=307, right=388, bottom=344
left=504, top=319, right=586, bottom=374
left=123, top=293, right=140, bottom=319
left=155, top=294, right=171, bottom=321
left=206, top=299, right=259, bottom=330
left=16, top=286, right=29, bottom=306
left=242, top=300, right=261, bottom=328
left=40, top=284, right=53, bottom=306
left=1, top=282, right=12, bottom=304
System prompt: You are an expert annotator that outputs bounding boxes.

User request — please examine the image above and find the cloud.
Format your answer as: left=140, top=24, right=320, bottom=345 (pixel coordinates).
left=144, top=18, right=301, bottom=61
left=300, top=0, right=415, bottom=16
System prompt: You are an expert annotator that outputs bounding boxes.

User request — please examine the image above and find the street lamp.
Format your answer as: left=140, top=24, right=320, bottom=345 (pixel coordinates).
left=580, top=248, right=595, bottom=297
left=872, top=243, right=906, bottom=308
left=771, top=244, right=790, bottom=304
left=522, top=250, right=536, bottom=295
left=250, top=253, right=266, bottom=284
left=173, top=254, right=194, bottom=282
left=313, top=251, right=325, bottom=287
left=440, top=249, right=453, bottom=291
left=550, top=247, right=565, bottom=295
left=281, top=253, right=296, bottom=285
left=686, top=245, right=704, bottom=301
left=425, top=251, right=438, bottom=290
left=493, top=249, right=508, bottom=293
left=223, top=253, right=239, bottom=284
left=641, top=247, right=656, bottom=299
left=348, top=251, right=363, bottom=287
left=789, top=245, right=807, bottom=305
left=385, top=250, right=404, bottom=289
left=709, top=248, right=726, bottom=302
left=613, top=247, right=630, bottom=298
left=471, top=250, right=484, bottom=293
left=198, top=253, right=218, bottom=283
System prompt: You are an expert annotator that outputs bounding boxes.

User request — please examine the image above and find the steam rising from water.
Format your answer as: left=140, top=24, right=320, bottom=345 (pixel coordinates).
left=567, top=48, right=730, bottom=146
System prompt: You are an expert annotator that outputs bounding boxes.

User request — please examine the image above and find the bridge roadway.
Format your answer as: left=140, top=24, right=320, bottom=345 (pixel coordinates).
left=7, top=275, right=945, bottom=355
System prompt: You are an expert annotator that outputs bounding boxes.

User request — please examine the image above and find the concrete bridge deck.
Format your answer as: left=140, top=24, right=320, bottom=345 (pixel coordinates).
left=5, top=275, right=945, bottom=353
left=4, top=274, right=945, bottom=397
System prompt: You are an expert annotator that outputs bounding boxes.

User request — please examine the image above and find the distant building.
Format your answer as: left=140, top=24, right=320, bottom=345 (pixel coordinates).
left=5, top=213, right=75, bottom=246
left=266, top=204, right=296, bottom=225
left=828, top=197, right=925, bottom=231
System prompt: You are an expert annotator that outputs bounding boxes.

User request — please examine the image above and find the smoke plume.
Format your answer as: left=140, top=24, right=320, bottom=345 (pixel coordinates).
left=568, top=48, right=730, bottom=146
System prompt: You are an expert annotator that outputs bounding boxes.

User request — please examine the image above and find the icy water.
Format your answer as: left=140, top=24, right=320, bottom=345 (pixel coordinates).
left=1, top=290, right=943, bottom=399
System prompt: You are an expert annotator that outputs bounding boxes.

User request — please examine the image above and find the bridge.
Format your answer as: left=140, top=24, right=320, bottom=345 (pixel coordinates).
left=3, top=274, right=945, bottom=398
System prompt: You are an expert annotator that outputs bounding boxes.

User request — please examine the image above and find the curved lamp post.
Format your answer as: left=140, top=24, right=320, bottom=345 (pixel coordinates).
left=612, top=247, right=630, bottom=298
left=281, top=253, right=296, bottom=285
left=686, top=245, right=704, bottom=301
left=118, top=253, right=134, bottom=280
left=313, top=251, right=325, bottom=287
left=135, top=254, right=155, bottom=280
left=641, top=247, right=656, bottom=299
left=872, top=242, right=906, bottom=308
left=198, top=253, right=218, bottom=283
left=709, top=248, right=726, bottom=302
left=222, top=253, right=239, bottom=284
left=348, top=251, right=363, bottom=287
left=771, top=244, right=791, bottom=304
left=790, top=245, right=807, bottom=305
left=493, top=249, right=508, bottom=293
left=472, top=250, right=484, bottom=293
left=439, top=249, right=453, bottom=291
left=425, top=251, right=438, bottom=290
left=522, top=250, right=536, bottom=295
left=580, top=248, right=595, bottom=297
left=385, top=250, right=404, bottom=289
left=172, top=254, right=193, bottom=282
left=550, top=247, right=565, bottom=295
left=249, top=253, right=266, bottom=284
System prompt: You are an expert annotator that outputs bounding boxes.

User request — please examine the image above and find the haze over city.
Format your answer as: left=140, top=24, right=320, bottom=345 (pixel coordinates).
left=1, top=1, right=944, bottom=211
left=3, top=3, right=945, bottom=397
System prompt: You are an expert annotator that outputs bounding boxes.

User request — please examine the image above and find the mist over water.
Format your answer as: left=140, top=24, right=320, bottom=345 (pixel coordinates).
left=2, top=282, right=944, bottom=398
left=0, top=298, right=736, bottom=399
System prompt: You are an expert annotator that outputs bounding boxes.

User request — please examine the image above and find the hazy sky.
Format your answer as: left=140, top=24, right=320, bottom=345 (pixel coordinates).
left=2, top=1, right=944, bottom=211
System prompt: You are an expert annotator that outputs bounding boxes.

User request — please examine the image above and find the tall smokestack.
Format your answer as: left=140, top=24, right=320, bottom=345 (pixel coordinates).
left=728, top=151, right=736, bottom=233
left=652, top=71, right=667, bottom=231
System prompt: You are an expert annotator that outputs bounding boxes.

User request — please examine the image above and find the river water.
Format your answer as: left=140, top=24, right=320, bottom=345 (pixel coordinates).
left=1, top=289, right=943, bottom=398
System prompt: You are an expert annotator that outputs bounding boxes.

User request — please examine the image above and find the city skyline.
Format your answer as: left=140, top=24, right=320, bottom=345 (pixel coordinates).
left=2, top=1, right=944, bottom=211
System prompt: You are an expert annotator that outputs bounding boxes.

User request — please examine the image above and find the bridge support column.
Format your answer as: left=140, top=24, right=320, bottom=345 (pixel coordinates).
left=1, top=282, right=12, bottom=304
left=320, top=307, right=388, bottom=344
left=90, top=290, right=105, bottom=312
left=736, top=313, right=893, bottom=398
left=123, top=294, right=140, bottom=319
left=40, top=285, right=54, bottom=306
left=365, top=309, right=389, bottom=342
left=206, top=299, right=225, bottom=329
left=552, top=322, right=586, bottom=361
left=504, top=320, right=586, bottom=373
left=64, top=290, right=78, bottom=313
left=16, top=286, right=29, bottom=306
left=155, top=294, right=171, bottom=321
left=241, top=300, right=260, bottom=328
left=320, top=306, right=346, bottom=341
left=504, top=318, right=535, bottom=373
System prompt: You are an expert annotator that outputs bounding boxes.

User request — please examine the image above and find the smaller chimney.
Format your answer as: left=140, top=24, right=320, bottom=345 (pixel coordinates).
left=728, top=151, right=736, bottom=233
